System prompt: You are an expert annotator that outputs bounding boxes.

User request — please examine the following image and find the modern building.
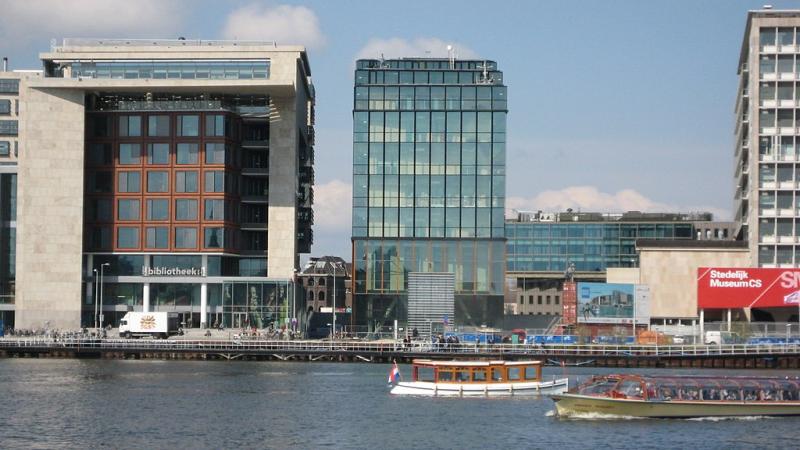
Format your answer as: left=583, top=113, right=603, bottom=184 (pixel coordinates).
left=0, top=64, right=32, bottom=328
left=351, top=57, right=507, bottom=330
left=505, top=210, right=735, bottom=316
left=735, top=9, right=800, bottom=266
left=12, top=38, right=315, bottom=330
left=297, top=256, right=350, bottom=313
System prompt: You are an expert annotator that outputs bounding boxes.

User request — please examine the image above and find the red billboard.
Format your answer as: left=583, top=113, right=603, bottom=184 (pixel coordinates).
left=697, top=267, right=800, bottom=309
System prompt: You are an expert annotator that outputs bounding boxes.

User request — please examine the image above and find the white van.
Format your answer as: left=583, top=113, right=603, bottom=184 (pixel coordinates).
left=705, top=331, right=739, bottom=345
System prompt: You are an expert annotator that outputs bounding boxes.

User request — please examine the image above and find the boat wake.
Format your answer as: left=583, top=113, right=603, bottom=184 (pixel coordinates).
left=546, top=410, right=644, bottom=421
left=685, top=416, right=777, bottom=422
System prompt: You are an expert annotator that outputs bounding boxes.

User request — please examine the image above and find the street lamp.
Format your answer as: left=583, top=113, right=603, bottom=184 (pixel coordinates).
left=99, top=262, right=110, bottom=331
left=292, top=268, right=298, bottom=331
left=332, top=265, right=337, bottom=340
left=93, top=268, right=99, bottom=330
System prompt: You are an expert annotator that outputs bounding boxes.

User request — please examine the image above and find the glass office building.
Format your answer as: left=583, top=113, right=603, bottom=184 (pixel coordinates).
left=351, top=58, right=507, bottom=329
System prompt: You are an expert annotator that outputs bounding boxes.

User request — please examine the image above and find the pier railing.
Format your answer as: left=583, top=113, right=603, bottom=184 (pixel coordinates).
left=3, top=338, right=800, bottom=358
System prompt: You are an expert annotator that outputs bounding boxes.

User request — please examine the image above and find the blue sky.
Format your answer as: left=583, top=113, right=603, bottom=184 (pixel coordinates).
left=1, top=0, right=796, bottom=259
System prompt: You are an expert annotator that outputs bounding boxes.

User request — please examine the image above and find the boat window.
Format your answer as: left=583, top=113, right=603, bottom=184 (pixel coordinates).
left=437, top=370, right=454, bottom=382
left=743, top=388, right=759, bottom=401
left=618, top=380, right=643, bottom=399
left=700, top=386, right=721, bottom=400
left=524, top=366, right=539, bottom=380
left=507, top=367, right=521, bottom=381
left=720, top=387, right=740, bottom=401
left=472, top=369, right=487, bottom=382
left=759, top=388, right=776, bottom=401
left=417, top=367, right=435, bottom=382
left=680, top=386, right=700, bottom=401
left=578, top=378, right=619, bottom=396
left=656, top=385, right=678, bottom=401
left=456, top=370, right=470, bottom=382
left=491, top=368, right=504, bottom=382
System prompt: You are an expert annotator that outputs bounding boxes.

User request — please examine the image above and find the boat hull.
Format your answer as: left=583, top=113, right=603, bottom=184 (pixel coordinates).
left=551, top=394, right=800, bottom=418
left=391, top=378, right=569, bottom=397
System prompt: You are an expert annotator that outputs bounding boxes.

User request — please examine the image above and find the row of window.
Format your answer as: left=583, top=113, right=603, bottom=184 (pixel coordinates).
left=89, top=198, right=229, bottom=222
left=760, top=27, right=800, bottom=48
left=759, top=245, right=800, bottom=265
left=0, top=79, right=19, bottom=94
left=758, top=191, right=800, bottom=210
left=758, top=109, right=800, bottom=129
left=759, top=55, right=800, bottom=77
left=354, top=174, right=505, bottom=201
left=509, top=242, right=638, bottom=256
left=508, top=257, right=640, bottom=272
left=88, top=170, right=228, bottom=194
left=90, top=142, right=231, bottom=166
left=0, top=120, right=17, bottom=136
left=759, top=136, right=800, bottom=158
left=758, top=82, right=800, bottom=102
left=96, top=226, right=227, bottom=250
left=354, top=142, right=506, bottom=169
left=355, top=86, right=506, bottom=111
left=355, top=67, right=503, bottom=86
left=357, top=60, right=498, bottom=71
left=506, top=223, right=694, bottom=239
left=758, top=218, right=800, bottom=240
left=519, top=295, right=561, bottom=306
left=68, top=60, right=270, bottom=81
left=89, top=114, right=232, bottom=138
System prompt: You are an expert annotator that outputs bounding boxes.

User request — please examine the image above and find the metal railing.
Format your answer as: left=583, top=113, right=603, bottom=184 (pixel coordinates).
left=3, top=338, right=800, bottom=358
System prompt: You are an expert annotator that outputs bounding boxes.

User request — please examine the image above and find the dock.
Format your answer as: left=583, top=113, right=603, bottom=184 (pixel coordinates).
left=3, top=338, right=800, bottom=369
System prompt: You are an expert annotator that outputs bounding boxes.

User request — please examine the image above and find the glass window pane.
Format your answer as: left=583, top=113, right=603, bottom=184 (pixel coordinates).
left=147, top=171, right=168, bottom=192
left=146, top=199, right=169, bottom=221
left=148, top=115, right=170, bottom=137
left=117, top=227, right=139, bottom=248
left=176, top=143, right=198, bottom=164
left=147, top=143, right=170, bottom=164
left=177, top=115, right=199, bottom=136
left=119, top=143, right=141, bottom=164
left=175, top=227, right=197, bottom=248
left=175, top=199, right=198, bottom=220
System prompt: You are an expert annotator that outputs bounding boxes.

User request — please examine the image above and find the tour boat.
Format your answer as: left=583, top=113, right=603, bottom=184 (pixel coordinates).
left=551, top=374, right=800, bottom=418
left=389, top=359, right=569, bottom=397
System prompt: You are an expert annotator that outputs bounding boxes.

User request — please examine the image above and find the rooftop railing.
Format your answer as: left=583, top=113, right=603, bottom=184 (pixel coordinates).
left=54, top=38, right=278, bottom=51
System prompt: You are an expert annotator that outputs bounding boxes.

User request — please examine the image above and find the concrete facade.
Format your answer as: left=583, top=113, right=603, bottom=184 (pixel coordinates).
left=634, top=242, right=749, bottom=320
left=16, top=86, right=86, bottom=328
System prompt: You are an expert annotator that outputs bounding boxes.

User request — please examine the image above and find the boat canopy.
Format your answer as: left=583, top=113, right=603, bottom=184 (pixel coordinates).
left=577, top=375, right=800, bottom=402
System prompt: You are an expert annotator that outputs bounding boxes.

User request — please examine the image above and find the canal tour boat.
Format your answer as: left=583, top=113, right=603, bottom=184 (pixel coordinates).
left=389, top=359, right=569, bottom=397
left=551, top=374, right=800, bottom=418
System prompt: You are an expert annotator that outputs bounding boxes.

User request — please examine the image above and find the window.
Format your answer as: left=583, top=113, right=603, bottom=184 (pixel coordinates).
left=87, top=198, right=112, bottom=222
left=148, top=115, right=170, bottom=137
left=177, top=115, right=199, bottom=136
left=147, top=143, right=170, bottom=164
left=205, top=115, right=228, bottom=136
left=117, top=227, right=139, bottom=248
left=146, top=199, right=168, bottom=221
left=119, top=143, right=140, bottom=164
left=175, top=227, right=197, bottom=248
left=145, top=227, right=169, bottom=249
left=205, top=142, right=226, bottom=164
left=90, top=227, right=112, bottom=249
left=89, top=116, right=112, bottom=137
left=0, top=79, right=19, bottom=94
left=117, top=171, right=140, bottom=193
left=89, top=143, right=113, bottom=165
left=555, top=295, right=560, bottom=305
left=175, top=199, right=198, bottom=220
left=204, top=227, right=224, bottom=248
left=0, top=100, right=10, bottom=114
left=546, top=296, right=551, bottom=305
left=528, top=295, right=533, bottom=305
left=204, top=199, right=224, bottom=220
left=205, top=171, right=225, bottom=192
left=147, top=171, right=168, bottom=192
left=90, top=171, right=113, bottom=193
left=0, top=120, right=18, bottom=136
left=176, top=143, right=198, bottom=164
left=0, top=141, right=8, bottom=156
left=175, top=171, right=198, bottom=192
left=117, top=199, right=140, bottom=220
left=118, top=115, right=141, bottom=137
left=537, top=296, right=542, bottom=305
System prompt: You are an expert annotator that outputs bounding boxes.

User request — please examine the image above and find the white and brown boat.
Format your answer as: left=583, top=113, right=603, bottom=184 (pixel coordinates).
left=389, top=359, right=569, bottom=397
left=552, top=374, right=800, bottom=418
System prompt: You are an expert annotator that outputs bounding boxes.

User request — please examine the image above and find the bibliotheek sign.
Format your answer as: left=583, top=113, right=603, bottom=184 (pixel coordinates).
left=697, top=267, right=800, bottom=309
left=142, top=266, right=207, bottom=277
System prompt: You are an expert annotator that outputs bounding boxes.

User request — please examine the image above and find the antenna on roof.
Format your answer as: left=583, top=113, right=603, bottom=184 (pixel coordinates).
left=447, top=45, right=455, bottom=69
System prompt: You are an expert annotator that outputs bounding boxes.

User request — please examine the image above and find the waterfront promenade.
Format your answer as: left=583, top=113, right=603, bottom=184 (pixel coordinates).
left=3, top=336, right=800, bottom=369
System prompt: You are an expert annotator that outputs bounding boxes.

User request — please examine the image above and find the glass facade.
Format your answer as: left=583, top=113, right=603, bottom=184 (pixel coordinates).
left=0, top=173, right=16, bottom=309
left=352, top=58, right=507, bottom=329
left=65, top=60, right=270, bottom=80
left=506, top=221, right=694, bottom=272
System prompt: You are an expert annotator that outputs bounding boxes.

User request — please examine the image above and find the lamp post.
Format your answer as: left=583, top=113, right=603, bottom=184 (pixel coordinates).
left=332, top=265, right=336, bottom=340
left=292, top=268, right=297, bottom=331
left=93, top=268, right=99, bottom=330
left=99, top=262, right=110, bottom=331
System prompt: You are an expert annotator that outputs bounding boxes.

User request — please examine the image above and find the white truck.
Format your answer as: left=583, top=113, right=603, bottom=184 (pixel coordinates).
left=119, top=312, right=182, bottom=339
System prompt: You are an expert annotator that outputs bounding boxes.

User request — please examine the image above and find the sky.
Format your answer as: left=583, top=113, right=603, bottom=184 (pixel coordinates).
left=1, top=0, right=796, bottom=260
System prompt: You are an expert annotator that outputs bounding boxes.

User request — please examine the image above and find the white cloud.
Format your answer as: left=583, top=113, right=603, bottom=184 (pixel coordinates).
left=313, top=179, right=352, bottom=232
left=356, top=37, right=478, bottom=60
left=0, top=1, right=184, bottom=43
left=220, top=3, right=325, bottom=48
left=507, top=185, right=731, bottom=221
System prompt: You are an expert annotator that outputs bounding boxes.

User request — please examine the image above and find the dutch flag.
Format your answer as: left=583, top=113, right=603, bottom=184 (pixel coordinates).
left=388, top=361, right=401, bottom=384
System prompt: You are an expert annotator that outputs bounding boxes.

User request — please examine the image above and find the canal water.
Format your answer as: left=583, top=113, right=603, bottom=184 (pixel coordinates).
left=0, top=360, right=797, bottom=449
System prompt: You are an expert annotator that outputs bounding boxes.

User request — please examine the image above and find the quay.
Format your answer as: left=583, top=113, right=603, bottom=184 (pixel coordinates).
left=3, top=338, right=800, bottom=369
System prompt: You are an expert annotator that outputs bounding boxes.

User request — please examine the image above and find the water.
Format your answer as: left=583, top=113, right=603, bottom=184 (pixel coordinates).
left=0, top=360, right=798, bottom=449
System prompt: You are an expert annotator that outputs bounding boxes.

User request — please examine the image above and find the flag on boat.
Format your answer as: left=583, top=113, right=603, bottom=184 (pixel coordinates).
left=388, top=361, right=401, bottom=384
